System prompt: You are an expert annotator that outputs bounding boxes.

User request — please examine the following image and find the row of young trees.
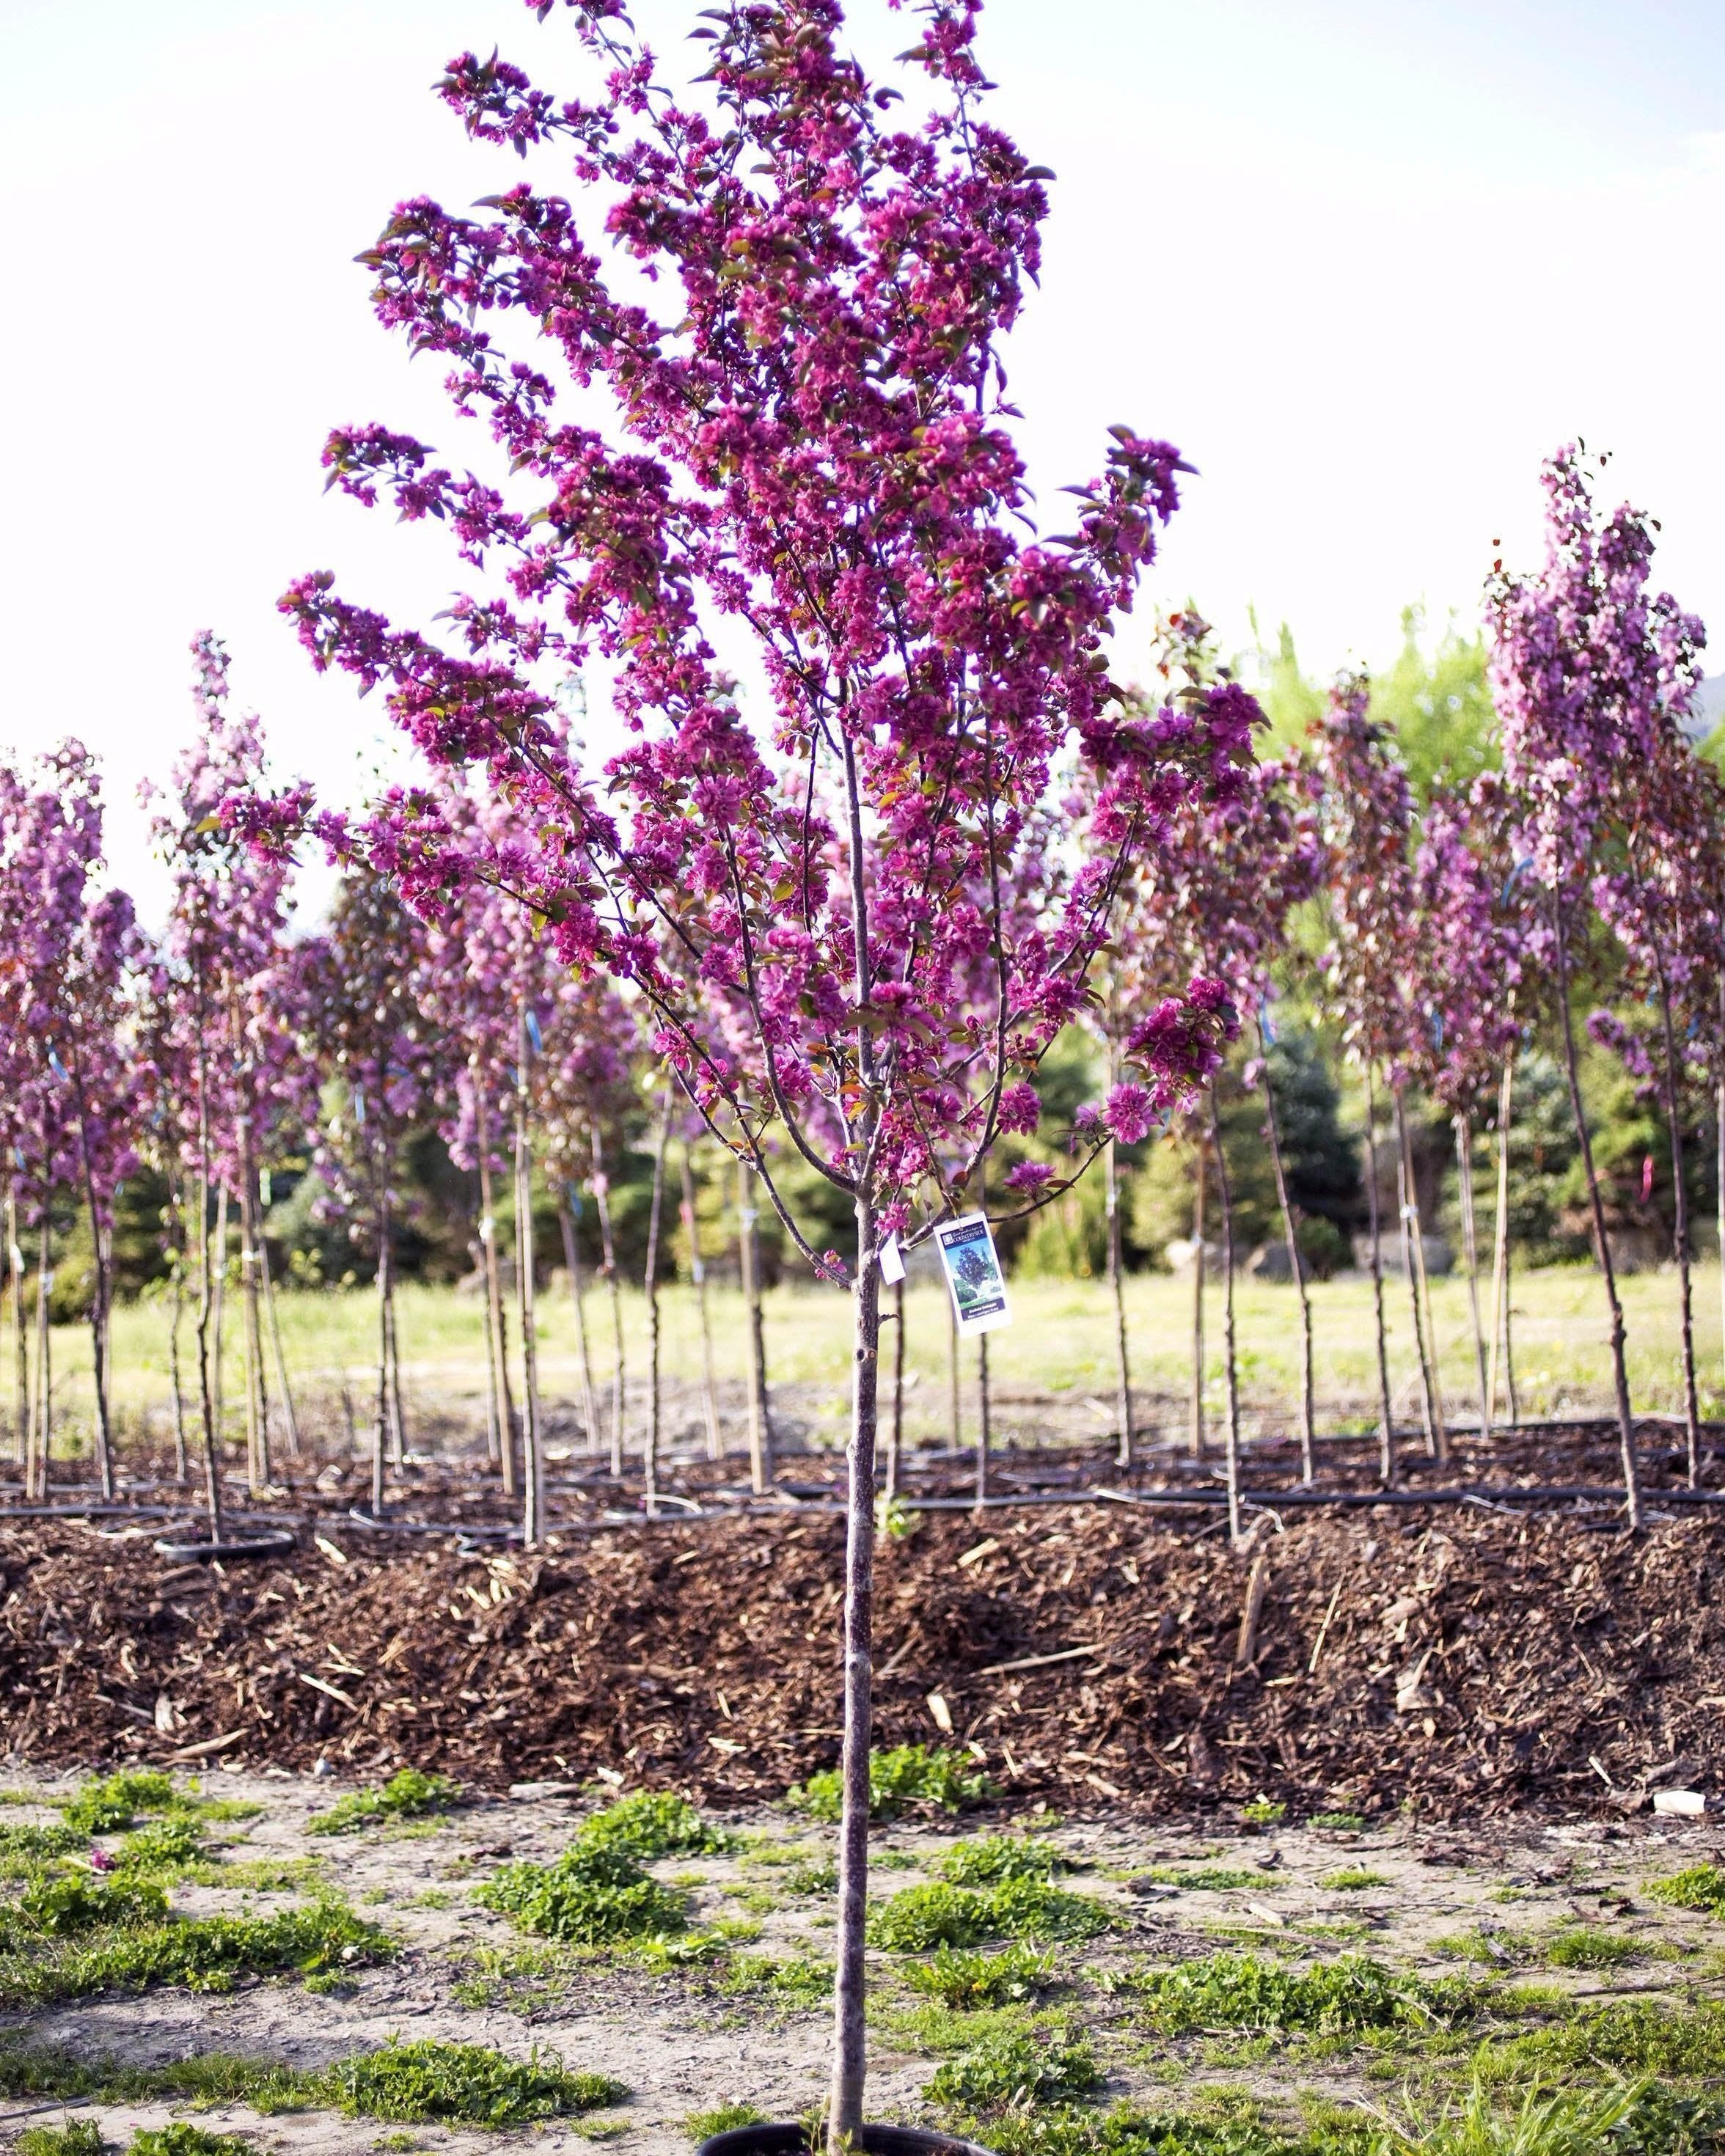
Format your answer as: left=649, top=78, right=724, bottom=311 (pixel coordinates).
left=2, top=0, right=1720, bottom=2130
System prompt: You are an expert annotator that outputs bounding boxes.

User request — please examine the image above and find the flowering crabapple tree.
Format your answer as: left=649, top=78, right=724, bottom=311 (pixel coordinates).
left=1314, top=676, right=1440, bottom=1482
left=302, top=868, right=443, bottom=1522
left=148, top=637, right=315, bottom=1528
left=1589, top=729, right=1723, bottom=1486
left=1089, top=614, right=1322, bottom=1511
left=1489, top=445, right=1705, bottom=1530
left=280, top=0, right=1243, bottom=2129
left=0, top=744, right=144, bottom=1501
left=1408, top=773, right=1528, bottom=1443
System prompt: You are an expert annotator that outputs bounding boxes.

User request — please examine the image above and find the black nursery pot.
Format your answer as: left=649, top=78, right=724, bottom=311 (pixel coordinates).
left=700, top=2129, right=995, bottom=2156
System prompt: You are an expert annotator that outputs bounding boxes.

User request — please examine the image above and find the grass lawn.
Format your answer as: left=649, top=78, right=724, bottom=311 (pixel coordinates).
left=16, top=1256, right=1724, bottom=1462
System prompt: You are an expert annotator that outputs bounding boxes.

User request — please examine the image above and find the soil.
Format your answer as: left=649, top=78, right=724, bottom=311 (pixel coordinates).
left=4, top=1426, right=1724, bottom=1814
left=1, top=1774, right=1722, bottom=2156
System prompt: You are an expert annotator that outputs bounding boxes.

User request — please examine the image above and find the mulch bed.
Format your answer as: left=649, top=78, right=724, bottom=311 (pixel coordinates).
left=3, top=1496, right=1721, bottom=1821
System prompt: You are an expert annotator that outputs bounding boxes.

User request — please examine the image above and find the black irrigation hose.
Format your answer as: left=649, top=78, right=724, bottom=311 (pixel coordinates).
left=152, top=1530, right=299, bottom=1563
left=0, top=1502, right=190, bottom=1521
left=345, top=1507, right=521, bottom=1541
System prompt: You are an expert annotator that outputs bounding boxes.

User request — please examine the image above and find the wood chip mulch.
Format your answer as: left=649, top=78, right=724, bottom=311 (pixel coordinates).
left=3, top=1503, right=1720, bottom=1820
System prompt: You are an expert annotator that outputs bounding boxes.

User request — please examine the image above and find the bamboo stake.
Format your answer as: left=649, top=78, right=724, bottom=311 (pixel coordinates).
left=1487, top=1055, right=1515, bottom=1432
left=557, top=1189, right=602, bottom=1454
left=1363, top=1063, right=1396, bottom=1488
left=1209, top=1080, right=1242, bottom=1547
left=737, top=1156, right=772, bottom=1492
left=1393, top=1090, right=1442, bottom=1462
left=642, top=1090, right=671, bottom=1519
left=1455, top=1114, right=1490, bottom=1445
left=1189, top=1137, right=1206, bottom=1461
left=1259, top=1030, right=1314, bottom=1480
left=593, top=1129, right=625, bottom=1477
left=516, top=1016, right=544, bottom=1546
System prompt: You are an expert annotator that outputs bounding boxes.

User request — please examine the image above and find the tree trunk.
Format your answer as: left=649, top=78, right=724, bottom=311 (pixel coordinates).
left=371, top=1195, right=392, bottom=1520
left=1454, top=1115, right=1490, bottom=1444
left=1392, top=1090, right=1443, bottom=1462
left=1259, top=1041, right=1314, bottom=1481
left=681, top=1146, right=722, bottom=1463
left=210, top=1183, right=228, bottom=1457
left=1487, top=1055, right=1515, bottom=1434
left=557, top=1192, right=602, bottom=1455
left=1363, top=1064, right=1396, bottom=1487
left=478, top=1104, right=518, bottom=1496
left=1106, top=1132, right=1133, bottom=1469
left=7, top=1193, right=25, bottom=1474
left=1189, top=1136, right=1207, bottom=1462
left=31, top=1210, right=51, bottom=1503
left=642, top=1090, right=670, bottom=1519
left=516, top=1059, right=544, bottom=1547
left=1655, top=975, right=1702, bottom=1487
left=887, top=1275, right=905, bottom=1501
left=85, top=1204, right=115, bottom=1501
left=384, top=1261, right=407, bottom=1470
left=192, top=1168, right=224, bottom=1541
left=237, top=1123, right=270, bottom=1495
left=593, top=1129, right=626, bottom=1478
left=828, top=1189, right=880, bottom=2146
left=1553, top=898, right=1642, bottom=1528
left=1209, top=1082, right=1242, bottom=1546
left=257, top=1230, right=301, bottom=1460
left=946, top=1287, right=961, bottom=1453
left=975, top=1332, right=992, bottom=1510
left=737, top=1157, right=772, bottom=1493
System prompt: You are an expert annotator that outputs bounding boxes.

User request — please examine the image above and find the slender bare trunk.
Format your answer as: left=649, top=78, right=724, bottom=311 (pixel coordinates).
left=887, top=1275, right=904, bottom=1501
left=557, top=1192, right=601, bottom=1454
left=642, top=1090, right=670, bottom=1519
left=1487, top=1055, right=1515, bottom=1434
left=192, top=1167, right=223, bottom=1541
left=1106, top=1132, right=1133, bottom=1469
left=1456, top=1115, right=1490, bottom=1445
left=1364, top=1064, right=1396, bottom=1487
left=210, top=1183, right=227, bottom=1451
left=1209, top=1082, right=1242, bottom=1546
left=1259, top=1042, right=1314, bottom=1480
left=479, top=1097, right=518, bottom=1495
left=30, top=1210, right=51, bottom=1502
left=829, top=1192, right=880, bottom=2146
left=975, top=1332, right=992, bottom=1509
left=516, top=1036, right=544, bottom=1546
left=384, top=1261, right=406, bottom=1470
left=737, top=1158, right=771, bottom=1492
left=257, top=1231, right=301, bottom=1461
left=371, top=1193, right=392, bottom=1519
left=1392, top=1090, right=1442, bottom=1462
left=167, top=1178, right=190, bottom=1481
left=7, top=1195, right=26, bottom=1474
left=681, top=1146, right=722, bottom=1462
left=1655, top=975, right=1702, bottom=1486
left=945, top=1286, right=960, bottom=1452
left=238, top=1122, right=269, bottom=1495
left=1553, top=898, right=1641, bottom=1527
left=1190, top=1137, right=1207, bottom=1461
left=593, top=1130, right=625, bottom=1477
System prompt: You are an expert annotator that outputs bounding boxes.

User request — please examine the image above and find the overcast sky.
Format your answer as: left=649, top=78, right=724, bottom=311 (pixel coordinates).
left=3, top=0, right=1721, bottom=917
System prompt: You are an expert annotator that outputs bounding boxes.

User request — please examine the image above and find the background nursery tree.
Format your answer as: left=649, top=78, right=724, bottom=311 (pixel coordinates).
left=279, top=0, right=1248, bottom=2135
left=1490, top=445, right=1707, bottom=1530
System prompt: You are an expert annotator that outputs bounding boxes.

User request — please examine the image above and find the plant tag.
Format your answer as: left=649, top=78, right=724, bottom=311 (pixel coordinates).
left=934, top=1211, right=1011, bottom=1336
left=878, top=1233, right=905, bottom=1284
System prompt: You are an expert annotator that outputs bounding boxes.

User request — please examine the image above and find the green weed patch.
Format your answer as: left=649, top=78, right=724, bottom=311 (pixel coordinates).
left=307, top=1770, right=461, bottom=1836
left=1317, top=1871, right=1389, bottom=1893
left=685, top=2105, right=767, bottom=2143
left=941, top=1836, right=1070, bottom=1886
left=129, top=2130, right=252, bottom=2156
left=927, top=2028, right=1104, bottom=2113
left=1127, top=1953, right=1478, bottom=2036
left=15, top=2126, right=106, bottom=2156
left=870, top=1879, right=1112, bottom=1951
left=0, top=1899, right=392, bottom=2005
left=789, top=1745, right=990, bottom=1822
left=1540, top=1925, right=1640, bottom=1971
left=720, top=1953, right=833, bottom=2006
left=902, top=1942, right=1057, bottom=2008
left=574, top=1792, right=733, bottom=1860
left=1646, top=1864, right=1725, bottom=1917
left=981, top=2106, right=1292, bottom=2156
left=321, top=2039, right=624, bottom=2127
left=478, top=1842, right=686, bottom=1945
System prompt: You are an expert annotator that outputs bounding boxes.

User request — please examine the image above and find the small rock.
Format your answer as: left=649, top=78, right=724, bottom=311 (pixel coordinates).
left=508, top=1779, right=585, bottom=1800
left=1125, top=1877, right=1176, bottom=1899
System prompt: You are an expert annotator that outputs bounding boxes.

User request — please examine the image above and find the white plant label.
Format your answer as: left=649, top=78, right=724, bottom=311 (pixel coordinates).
left=877, top=1232, right=906, bottom=1285
left=934, top=1211, right=1011, bottom=1336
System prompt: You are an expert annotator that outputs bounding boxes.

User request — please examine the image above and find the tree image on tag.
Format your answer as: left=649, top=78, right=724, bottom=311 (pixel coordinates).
left=935, top=1211, right=1011, bottom=1336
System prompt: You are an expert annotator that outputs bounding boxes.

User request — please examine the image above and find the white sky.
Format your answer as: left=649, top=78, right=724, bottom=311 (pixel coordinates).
left=2, top=0, right=1722, bottom=919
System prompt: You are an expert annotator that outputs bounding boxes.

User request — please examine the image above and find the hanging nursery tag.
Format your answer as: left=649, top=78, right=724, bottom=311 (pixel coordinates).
left=934, top=1211, right=1011, bottom=1337
left=878, top=1233, right=905, bottom=1285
